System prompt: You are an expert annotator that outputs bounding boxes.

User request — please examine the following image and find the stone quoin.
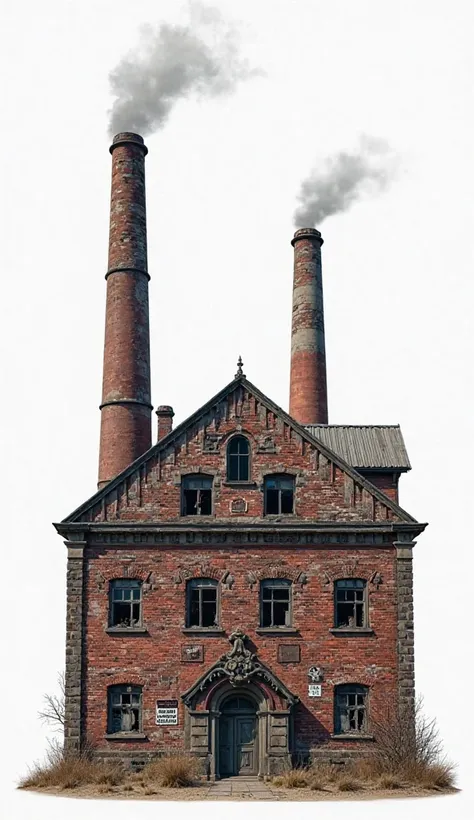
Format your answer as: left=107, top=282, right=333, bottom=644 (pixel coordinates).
left=54, top=133, right=427, bottom=778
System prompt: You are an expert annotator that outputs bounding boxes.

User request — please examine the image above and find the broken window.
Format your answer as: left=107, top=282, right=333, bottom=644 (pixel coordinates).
left=264, top=475, right=295, bottom=514
left=187, top=578, right=218, bottom=628
left=181, top=475, right=213, bottom=516
left=334, top=579, right=366, bottom=628
left=335, top=684, right=368, bottom=734
left=227, top=435, right=250, bottom=481
left=108, top=685, right=142, bottom=734
left=110, top=579, right=142, bottom=627
left=261, top=579, right=292, bottom=627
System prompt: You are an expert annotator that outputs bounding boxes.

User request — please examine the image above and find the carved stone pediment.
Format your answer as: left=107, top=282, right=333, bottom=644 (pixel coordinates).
left=181, top=628, right=298, bottom=706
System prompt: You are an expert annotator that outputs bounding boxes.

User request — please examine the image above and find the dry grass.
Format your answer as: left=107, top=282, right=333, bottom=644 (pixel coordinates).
left=141, top=754, right=200, bottom=788
left=337, top=776, right=361, bottom=792
left=377, top=773, right=402, bottom=790
left=272, top=769, right=309, bottom=789
left=19, top=756, right=124, bottom=791
left=308, top=777, right=325, bottom=791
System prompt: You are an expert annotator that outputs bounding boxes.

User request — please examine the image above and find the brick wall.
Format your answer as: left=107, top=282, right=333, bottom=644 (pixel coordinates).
left=82, top=545, right=398, bottom=752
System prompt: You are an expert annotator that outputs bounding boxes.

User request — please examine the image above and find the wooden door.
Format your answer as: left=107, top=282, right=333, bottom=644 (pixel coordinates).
left=219, top=715, right=235, bottom=776
left=235, top=715, right=257, bottom=775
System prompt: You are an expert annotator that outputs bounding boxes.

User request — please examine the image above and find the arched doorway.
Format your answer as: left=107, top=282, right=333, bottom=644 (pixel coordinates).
left=218, top=694, right=258, bottom=777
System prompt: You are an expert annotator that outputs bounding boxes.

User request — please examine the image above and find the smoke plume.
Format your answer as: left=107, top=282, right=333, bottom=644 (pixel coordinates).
left=108, top=3, right=260, bottom=137
left=294, top=136, right=399, bottom=227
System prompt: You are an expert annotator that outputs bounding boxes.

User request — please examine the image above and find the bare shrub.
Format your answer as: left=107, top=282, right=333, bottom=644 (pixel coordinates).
left=337, top=776, right=361, bottom=792
left=271, top=775, right=285, bottom=787
left=372, top=695, right=456, bottom=789
left=372, top=696, right=443, bottom=769
left=38, top=672, right=66, bottom=731
left=142, top=754, right=199, bottom=788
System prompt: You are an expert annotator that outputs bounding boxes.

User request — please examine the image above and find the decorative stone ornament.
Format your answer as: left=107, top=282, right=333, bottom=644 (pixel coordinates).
left=308, top=666, right=324, bottom=682
left=230, top=497, right=247, bottom=514
left=181, top=628, right=299, bottom=705
left=222, top=629, right=256, bottom=685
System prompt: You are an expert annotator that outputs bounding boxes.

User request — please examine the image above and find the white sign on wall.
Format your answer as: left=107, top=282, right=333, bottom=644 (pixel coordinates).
left=308, top=684, right=322, bottom=697
left=156, top=699, right=178, bottom=725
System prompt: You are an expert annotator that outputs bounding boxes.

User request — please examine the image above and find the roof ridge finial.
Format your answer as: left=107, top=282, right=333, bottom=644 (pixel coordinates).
left=235, top=355, right=245, bottom=379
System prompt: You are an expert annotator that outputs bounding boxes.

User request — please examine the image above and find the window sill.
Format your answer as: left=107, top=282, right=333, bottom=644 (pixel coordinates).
left=263, top=514, right=297, bottom=520
left=255, top=627, right=299, bottom=636
left=105, top=732, right=148, bottom=741
left=329, top=628, right=374, bottom=636
left=106, top=627, right=149, bottom=635
left=330, top=734, right=374, bottom=741
left=222, top=481, right=257, bottom=488
left=182, top=627, right=225, bottom=636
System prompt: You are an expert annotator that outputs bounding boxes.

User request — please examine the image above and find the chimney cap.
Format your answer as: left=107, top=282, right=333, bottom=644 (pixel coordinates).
left=156, top=405, right=175, bottom=417
left=109, top=132, right=148, bottom=155
left=291, top=227, right=323, bottom=247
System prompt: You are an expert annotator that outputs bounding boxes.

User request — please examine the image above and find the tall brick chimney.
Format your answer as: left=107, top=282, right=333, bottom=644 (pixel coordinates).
left=98, top=132, right=152, bottom=489
left=289, top=228, right=328, bottom=425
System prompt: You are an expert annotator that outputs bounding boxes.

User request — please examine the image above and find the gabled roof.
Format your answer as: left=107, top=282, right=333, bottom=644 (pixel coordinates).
left=305, top=425, right=411, bottom=470
left=60, top=374, right=421, bottom=526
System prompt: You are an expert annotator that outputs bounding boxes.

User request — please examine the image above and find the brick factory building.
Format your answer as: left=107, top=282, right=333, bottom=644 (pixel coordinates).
left=54, top=132, right=426, bottom=778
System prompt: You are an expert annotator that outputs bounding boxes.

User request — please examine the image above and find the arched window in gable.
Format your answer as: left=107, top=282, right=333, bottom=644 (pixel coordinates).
left=227, top=436, right=250, bottom=482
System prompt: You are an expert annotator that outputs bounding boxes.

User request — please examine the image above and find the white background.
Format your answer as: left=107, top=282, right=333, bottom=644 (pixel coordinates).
left=1, top=1, right=473, bottom=818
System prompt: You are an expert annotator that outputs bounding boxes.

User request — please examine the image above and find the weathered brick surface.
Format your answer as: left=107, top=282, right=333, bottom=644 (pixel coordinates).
left=289, top=229, right=328, bottom=425
left=98, top=133, right=152, bottom=488
left=86, top=384, right=402, bottom=526
left=82, top=545, right=398, bottom=753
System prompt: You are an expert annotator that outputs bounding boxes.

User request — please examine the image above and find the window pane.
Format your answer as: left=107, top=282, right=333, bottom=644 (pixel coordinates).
left=273, top=600, right=290, bottom=626
left=281, top=489, right=294, bottom=513
left=201, top=588, right=217, bottom=602
left=228, top=456, right=239, bottom=480
left=189, top=599, right=200, bottom=626
left=202, top=602, right=217, bottom=627
left=262, top=601, right=272, bottom=627
left=266, top=489, right=279, bottom=514
left=336, top=602, right=354, bottom=627
left=112, top=602, right=132, bottom=626
left=132, top=588, right=141, bottom=600
left=183, top=489, right=198, bottom=515
left=199, top=489, right=212, bottom=515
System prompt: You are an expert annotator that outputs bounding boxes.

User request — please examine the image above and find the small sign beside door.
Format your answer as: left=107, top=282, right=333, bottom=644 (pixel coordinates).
left=308, top=684, right=322, bottom=697
left=156, top=699, right=179, bottom=725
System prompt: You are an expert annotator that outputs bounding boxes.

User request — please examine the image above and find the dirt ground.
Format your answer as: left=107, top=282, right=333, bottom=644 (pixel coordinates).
left=23, top=781, right=459, bottom=802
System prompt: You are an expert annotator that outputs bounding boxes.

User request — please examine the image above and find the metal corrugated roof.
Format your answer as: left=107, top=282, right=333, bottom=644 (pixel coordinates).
left=304, top=425, right=411, bottom=470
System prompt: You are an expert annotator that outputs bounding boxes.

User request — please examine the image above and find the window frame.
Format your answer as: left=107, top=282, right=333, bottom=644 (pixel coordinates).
left=259, top=578, right=293, bottom=628
left=334, top=684, right=369, bottom=735
left=263, top=474, right=295, bottom=515
left=109, top=579, right=143, bottom=629
left=107, top=684, right=143, bottom=735
left=186, top=577, right=220, bottom=629
left=181, top=473, right=213, bottom=516
left=334, top=578, right=368, bottom=629
left=226, top=435, right=250, bottom=482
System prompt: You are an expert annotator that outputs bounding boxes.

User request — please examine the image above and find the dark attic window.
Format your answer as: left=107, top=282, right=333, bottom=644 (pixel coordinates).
left=110, top=580, right=142, bottom=627
left=187, top=578, right=218, bottom=628
left=108, top=685, right=142, bottom=734
left=261, top=579, right=292, bottom=627
left=334, top=579, right=367, bottom=628
left=181, top=474, right=213, bottom=516
left=264, top=475, right=295, bottom=514
left=227, top=435, right=250, bottom=481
